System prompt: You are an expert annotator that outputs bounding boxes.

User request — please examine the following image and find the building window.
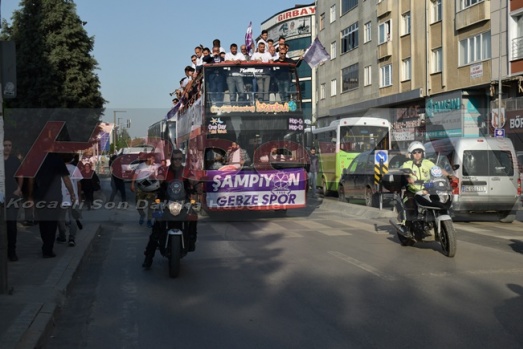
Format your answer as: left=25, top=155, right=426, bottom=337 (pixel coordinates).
left=320, top=83, right=326, bottom=100
left=459, top=31, right=491, bottom=66
left=432, top=47, right=442, bottom=73
left=331, top=79, right=337, bottom=97
left=380, top=64, right=392, bottom=87
left=364, top=21, right=372, bottom=43
left=459, top=0, right=484, bottom=11
left=331, top=41, right=337, bottom=59
left=330, top=5, right=336, bottom=23
left=364, top=65, right=372, bottom=86
left=401, top=12, right=411, bottom=36
left=341, top=0, right=358, bottom=15
left=341, top=22, right=359, bottom=53
left=320, top=13, right=325, bottom=31
left=342, top=64, right=359, bottom=92
left=378, top=20, right=391, bottom=44
left=402, top=58, right=411, bottom=81
left=431, top=0, right=442, bottom=23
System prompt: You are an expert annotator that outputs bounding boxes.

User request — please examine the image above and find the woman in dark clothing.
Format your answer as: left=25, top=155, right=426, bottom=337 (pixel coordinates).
left=80, top=162, right=100, bottom=209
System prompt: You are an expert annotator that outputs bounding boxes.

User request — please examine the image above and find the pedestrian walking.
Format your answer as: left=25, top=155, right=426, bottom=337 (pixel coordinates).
left=308, top=147, right=319, bottom=197
left=57, top=154, right=83, bottom=247
left=80, top=162, right=100, bottom=209
left=28, top=152, right=76, bottom=258
left=3, top=138, right=23, bottom=261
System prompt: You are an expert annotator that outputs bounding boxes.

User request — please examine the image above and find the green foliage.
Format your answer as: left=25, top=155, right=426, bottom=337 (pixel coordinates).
left=2, top=0, right=106, bottom=155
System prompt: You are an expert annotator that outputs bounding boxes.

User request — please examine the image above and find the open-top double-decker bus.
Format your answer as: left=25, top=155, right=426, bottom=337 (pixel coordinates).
left=175, top=61, right=308, bottom=211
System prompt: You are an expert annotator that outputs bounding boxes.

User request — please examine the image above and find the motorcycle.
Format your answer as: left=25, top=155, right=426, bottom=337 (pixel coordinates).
left=150, top=179, right=199, bottom=278
left=387, top=166, right=457, bottom=257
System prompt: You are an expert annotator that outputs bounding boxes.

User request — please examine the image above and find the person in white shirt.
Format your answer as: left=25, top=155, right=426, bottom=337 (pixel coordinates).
left=131, top=153, right=159, bottom=228
left=181, top=66, right=195, bottom=89
left=256, top=30, right=269, bottom=51
left=194, top=45, right=204, bottom=70
left=190, top=54, right=197, bottom=69
left=251, top=42, right=273, bottom=102
left=180, top=65, right=194, bottom=89
left=225, top=43, right=246, bottom=104
left=58, top=155, right=83, bottom=246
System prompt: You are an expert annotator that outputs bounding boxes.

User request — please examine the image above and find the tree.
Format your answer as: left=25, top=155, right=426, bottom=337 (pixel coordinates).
left=1, top=0, right=106, bottom=155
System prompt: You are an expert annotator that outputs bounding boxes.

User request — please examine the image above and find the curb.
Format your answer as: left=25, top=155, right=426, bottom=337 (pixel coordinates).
left=14, top=224, right=102, bottom=349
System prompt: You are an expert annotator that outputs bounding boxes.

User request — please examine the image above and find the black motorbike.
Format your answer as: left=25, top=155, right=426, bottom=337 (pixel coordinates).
left=386, top=166, right=457, bottom=257
left=151, top=179, right=199, bottom=278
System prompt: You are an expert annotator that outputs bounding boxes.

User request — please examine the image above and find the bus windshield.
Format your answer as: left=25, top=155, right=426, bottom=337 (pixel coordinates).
left=205, top=115, right=305, bottom=169
left=339, top=125, right=390, bottom=152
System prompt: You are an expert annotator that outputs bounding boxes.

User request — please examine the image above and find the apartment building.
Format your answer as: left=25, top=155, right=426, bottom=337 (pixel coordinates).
left=315, top=0, right=494, bottom=148
left=498, top=0, right=523, bottom=150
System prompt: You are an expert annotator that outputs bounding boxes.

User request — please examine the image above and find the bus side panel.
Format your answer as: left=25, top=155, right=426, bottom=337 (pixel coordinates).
left=203, top=169, right=307, bottom=211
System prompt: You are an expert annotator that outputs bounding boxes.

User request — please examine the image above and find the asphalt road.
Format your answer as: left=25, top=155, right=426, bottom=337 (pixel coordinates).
left=43, top=180, right=523, bottom=349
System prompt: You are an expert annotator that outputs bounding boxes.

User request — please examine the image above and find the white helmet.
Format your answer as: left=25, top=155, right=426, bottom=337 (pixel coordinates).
left=407, top=141, right=425, bottom=154
left=136, top=178, right=161, bottom=192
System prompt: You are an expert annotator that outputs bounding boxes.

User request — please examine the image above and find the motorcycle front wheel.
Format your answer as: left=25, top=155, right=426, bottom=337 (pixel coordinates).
left=439, top=220, right=457, bottom=258
left=169, top=235, right=182, bottom=278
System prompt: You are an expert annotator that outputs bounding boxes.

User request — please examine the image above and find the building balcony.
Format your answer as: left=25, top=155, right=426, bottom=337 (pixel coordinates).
left=377, top=40, right=392, bottom=59
left=377, top=0, right=391, bottom=18
left=455, top=0, right=490, bottom=31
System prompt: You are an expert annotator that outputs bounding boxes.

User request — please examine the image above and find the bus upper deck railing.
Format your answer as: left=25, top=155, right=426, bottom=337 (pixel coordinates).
left=206, top=90, right=302, bottom=114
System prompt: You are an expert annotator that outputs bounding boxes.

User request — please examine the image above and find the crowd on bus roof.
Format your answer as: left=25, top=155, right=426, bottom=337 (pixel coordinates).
left=167, top=30, right=303, bottom=114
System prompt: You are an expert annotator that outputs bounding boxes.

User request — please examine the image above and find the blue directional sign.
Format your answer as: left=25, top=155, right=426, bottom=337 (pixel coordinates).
left=494, top=128, right=505, bottom=138
left=375, top=151, right=388, bottom=164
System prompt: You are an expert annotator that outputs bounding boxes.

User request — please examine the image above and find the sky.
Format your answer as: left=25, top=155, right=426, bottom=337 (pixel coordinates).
left=1, top=0, right=308, bottom=138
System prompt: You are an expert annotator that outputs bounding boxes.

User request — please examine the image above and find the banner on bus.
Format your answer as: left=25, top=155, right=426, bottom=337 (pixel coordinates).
left=204, top=168, right=307, bottom=210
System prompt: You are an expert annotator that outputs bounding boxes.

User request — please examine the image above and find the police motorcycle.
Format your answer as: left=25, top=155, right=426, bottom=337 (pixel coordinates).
left=386, top=165, right=457, bottom=258
left=140, top=177, right=199, bottom=278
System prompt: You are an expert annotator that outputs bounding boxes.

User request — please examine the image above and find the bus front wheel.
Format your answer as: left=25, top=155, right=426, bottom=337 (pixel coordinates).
left=322, top=179, right=329, bottom=197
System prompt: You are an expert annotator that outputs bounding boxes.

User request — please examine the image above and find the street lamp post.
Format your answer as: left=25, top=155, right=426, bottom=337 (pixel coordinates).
left=113, top=110, right=126, bottom=152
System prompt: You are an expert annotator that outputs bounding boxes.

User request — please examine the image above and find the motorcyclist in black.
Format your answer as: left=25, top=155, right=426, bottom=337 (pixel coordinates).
left=142, top=149, right=198, bottom=269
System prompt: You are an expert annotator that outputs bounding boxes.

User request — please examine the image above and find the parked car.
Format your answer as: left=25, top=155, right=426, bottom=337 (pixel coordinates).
left=338, top=150, right=408, bottom=207
left=424, top=137, right=521, bottom=223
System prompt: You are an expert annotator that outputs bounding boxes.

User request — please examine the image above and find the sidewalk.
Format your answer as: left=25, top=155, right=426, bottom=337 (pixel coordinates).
left=0, top=207, right=112, bottom=349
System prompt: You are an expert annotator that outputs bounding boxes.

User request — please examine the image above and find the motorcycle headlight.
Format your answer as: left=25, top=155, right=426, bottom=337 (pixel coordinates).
left=168, top=201, right=183, bottom=216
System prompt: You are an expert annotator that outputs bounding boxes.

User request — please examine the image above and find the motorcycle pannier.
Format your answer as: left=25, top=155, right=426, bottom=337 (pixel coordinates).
left=381, top=170, right=407, bottom=193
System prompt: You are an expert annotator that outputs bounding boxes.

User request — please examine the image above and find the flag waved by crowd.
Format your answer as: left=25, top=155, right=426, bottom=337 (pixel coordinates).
left=302, top=37, right=330, bottom=68
left=245, top=22, right=253, bottom=56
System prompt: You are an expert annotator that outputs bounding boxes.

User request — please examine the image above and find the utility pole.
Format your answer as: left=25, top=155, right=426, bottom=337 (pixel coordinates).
left=0, top=41, right=17, bottom=294
left=113, top=110, right=126, bottom=152
left=0, top=83, right=6, bottom=294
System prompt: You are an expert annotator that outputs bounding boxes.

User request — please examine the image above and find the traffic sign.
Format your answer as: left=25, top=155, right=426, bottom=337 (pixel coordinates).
left=374, top=150, right=389, bottom=184
left=494, top=128, right=505, bottom=138
left=375, top=151, right=388, bottom=164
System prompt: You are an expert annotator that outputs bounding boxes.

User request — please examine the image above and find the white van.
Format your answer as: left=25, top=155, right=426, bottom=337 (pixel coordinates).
left=424, top=137, right=521, bottom=223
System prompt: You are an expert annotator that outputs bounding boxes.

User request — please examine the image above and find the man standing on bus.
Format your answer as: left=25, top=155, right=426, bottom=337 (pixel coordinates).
left=225, top=43, right=246, bottom=104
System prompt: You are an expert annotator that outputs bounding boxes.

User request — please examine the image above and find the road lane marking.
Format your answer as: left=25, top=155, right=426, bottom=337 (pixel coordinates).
left=319, top=229, right=352, bottom=236
left=251, top=222, right=303, bottom=237
left=328, top=251, right=396, bottom=281
left=455, top=224, right=523, bottom=240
